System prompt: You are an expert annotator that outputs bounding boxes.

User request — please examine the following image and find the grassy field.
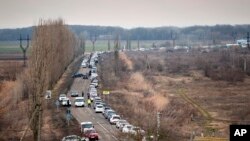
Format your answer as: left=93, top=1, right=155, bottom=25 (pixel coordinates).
left=0, top=41, right=22, bottom=54
left=85, top=40, right=166, bottom=51
left=0, top=40, right=167, bottom=53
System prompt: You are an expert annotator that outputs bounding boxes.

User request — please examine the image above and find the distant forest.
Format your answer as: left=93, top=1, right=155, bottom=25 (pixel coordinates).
left=0, top=25, right=249, bottom=41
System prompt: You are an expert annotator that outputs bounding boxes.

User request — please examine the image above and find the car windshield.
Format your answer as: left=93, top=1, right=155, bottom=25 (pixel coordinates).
left=113, top=117, right=120, bottom=119
left=119, top=120, right=126, bottom=123
left=75, top=99, right=83, bottom=102
left=82, top=124, right=93, bottom=128
left=127, top=126, right=132, bottom=129
left=109, top=112, right=115, bottom=115
left=60, top=94, right=66, bottom=97
left=97, top=105, right=103, bottom=108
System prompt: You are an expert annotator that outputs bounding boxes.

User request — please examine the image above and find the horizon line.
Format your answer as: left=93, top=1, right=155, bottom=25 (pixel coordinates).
left=0, top=23, right=250, bottom=30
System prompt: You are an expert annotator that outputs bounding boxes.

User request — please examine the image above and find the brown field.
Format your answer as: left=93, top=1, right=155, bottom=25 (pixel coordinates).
left=99, top=49, right=250, bottom=141
left=0, top=60, right=24, bottom=81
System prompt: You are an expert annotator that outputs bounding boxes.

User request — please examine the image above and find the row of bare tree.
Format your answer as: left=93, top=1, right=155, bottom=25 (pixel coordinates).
left=19, top=19, right=78, bottom=141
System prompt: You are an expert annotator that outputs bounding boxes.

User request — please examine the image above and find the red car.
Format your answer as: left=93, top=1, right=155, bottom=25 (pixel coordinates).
left=83, top=128, right=99, bottom=141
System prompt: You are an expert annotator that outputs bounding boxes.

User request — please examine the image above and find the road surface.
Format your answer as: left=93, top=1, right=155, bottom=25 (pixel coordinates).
left=67, top=66, right=119, bottom=141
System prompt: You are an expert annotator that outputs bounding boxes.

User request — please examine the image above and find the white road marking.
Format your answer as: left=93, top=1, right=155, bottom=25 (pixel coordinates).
left=97, top=122, right=119, bottom=141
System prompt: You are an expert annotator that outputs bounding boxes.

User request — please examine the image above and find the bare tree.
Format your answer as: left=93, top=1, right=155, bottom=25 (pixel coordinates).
left=25, top=19, right=76, bottom=141
left=114, top=35, right=120, bottom=75
left=90, top=34, right=97, bottom=52
left=80, top=36, right=86, bottom=54
left=137, top=39, right=140, bottom=51
left=171, top=30, right=176, bottom=47
left=108, top=38, right=111, bottom=51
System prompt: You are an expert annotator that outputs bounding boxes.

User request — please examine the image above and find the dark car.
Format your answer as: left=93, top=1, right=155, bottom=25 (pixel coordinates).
left=72, top=73, right=84, bottom=78
left=82, top=74, right=89, bottom=79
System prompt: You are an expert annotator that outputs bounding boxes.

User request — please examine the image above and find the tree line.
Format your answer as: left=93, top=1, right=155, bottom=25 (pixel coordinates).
left=0, top=24, right=249, bottom=41
left=19, top=19, right=78, bottom=140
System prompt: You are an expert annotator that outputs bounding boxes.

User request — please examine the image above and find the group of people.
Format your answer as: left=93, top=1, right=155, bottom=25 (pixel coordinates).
left=82, top=91, right=91, bottom=107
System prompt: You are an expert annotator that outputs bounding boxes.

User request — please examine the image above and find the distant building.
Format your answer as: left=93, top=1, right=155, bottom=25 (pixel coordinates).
left=237, top=39, right=247, bottom=47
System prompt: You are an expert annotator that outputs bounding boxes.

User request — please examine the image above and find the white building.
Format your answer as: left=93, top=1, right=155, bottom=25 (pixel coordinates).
left=237, top=39, right=248, bottom=47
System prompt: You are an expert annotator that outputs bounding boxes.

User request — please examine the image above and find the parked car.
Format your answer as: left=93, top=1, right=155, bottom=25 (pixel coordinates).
left=122, top=124, right=133, bottom=133
left=109, top=115, right=121, bottom=124
left=74, top=97, right=85, bottom=107
left=93, top=102, right=101, bottom=109
left=104, top=110, right=115, bottom=119
left=82, top=73, right=89, bottom=79
left=89, top=73, right=98, bottom=80
left=91, top=78, right=98, bottom=83
left=91, top=68, right=97, bottom=73
left=95, top=105, right=104, bottom=113
left=83, top=128, right=99, bottom=141
left=103, top=107, right=111, bottom=114
left=94, top=97, right=101, bottom=102
left=61, top=98, right=71, bottom=107
left=71, top=91, right=79, bottom=97
left=61, top=135, right=87, bottom=141
left=89, top=84, right=95, bottom=89
left=130, top=127, right=145, bottom=136
left=80, top=122, right=94, bottom=133
left=72, top=73, right=84, bottom=78
left=81, top=62, right=87, bottom=68
left=119, top=122, right=129, bottom=131
left=59, top=94, right=67, bottom=101
left=107, top=112, right=117, bottom=121
left=116, top=120, right=128, bottom=129
left=91, top=82, right=98, bottom=88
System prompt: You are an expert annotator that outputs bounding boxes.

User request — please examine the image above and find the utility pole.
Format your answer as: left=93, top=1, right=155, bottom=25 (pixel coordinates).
left=80, top=36, right=86, bottom=55
left=247, top=32, right=250, bottom=49
left=171, top=30, right=176, bottom=48
left=108, top=39, right=111, bottom=51
left=232, top=32, right=237, bottom=43
left=91, top=34, right=97, bottom=52
left=156, top=112, right=161, bottom=141
left=137, top=39, right=140, bottom=51
left=18, top=34, right=30, bottom=67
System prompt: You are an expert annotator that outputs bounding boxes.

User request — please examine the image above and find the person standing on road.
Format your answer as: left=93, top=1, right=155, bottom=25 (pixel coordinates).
left=82, top=91, right=84, bottom=97
left=87, top=99, right=91, bottom=107
left=87, top=93, right=90, bottom=99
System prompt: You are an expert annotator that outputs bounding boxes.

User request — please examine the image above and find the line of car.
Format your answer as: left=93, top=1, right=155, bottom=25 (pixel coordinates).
left=80, top=53, right=146, bottom=139
left=62, top=52, right=145, bottom=141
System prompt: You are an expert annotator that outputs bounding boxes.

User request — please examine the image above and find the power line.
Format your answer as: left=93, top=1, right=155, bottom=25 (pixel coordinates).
left=18, top=34, right=30, bottom=67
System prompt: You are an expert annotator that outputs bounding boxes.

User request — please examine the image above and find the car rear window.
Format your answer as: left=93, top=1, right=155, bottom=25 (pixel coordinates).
left=83, top=124, right=93, bottom=128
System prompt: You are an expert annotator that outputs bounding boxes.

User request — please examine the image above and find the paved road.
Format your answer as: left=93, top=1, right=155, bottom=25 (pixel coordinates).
left=67, top=66, right=119, bottom=141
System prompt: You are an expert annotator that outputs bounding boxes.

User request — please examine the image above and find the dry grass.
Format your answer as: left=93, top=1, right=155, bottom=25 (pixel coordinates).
left=119, top=52, right=133, bottom=70
left=0, top=60, right=23, bottom=80
left=145, top=94, right=169, bottom=111
left=100, top=50, right=250, bottom=140
left=127, top=72, right=151, bottom=92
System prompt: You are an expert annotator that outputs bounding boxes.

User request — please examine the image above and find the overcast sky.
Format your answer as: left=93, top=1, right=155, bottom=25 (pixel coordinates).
left=1, top=0, right=250, bottom=29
